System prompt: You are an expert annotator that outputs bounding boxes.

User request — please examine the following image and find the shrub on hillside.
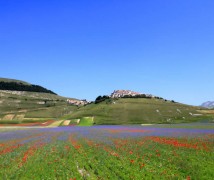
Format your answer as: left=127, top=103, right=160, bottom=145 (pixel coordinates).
left=95, top=95, right=110, bottom=104
left=122, top=94, right=152, bottom=99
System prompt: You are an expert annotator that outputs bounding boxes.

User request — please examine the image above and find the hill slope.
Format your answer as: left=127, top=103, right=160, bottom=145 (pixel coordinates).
left=63, top=98, right=210, bottom=125
left=0, top=78, right=31, bottom=85
left=0, top=78, right=78, bottom=121
left=0, top=90, right=78, bottom=120
left=0, top=78, right=56, bottom=94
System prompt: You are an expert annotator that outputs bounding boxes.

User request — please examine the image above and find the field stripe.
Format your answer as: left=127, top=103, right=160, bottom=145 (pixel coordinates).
left=63, top=120, right=71, bottom=126
left=47, top=120, right=64, bottom=127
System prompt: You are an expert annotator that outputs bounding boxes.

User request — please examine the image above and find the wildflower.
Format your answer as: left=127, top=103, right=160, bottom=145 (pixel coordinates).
left=140, top=163, right=145, bottom=168
left=130, top=159, right=135, bottom=164
left=186, top=176, right=191, bottom=180
left=64, top=145, right=70, bottom=150
left=110, top=151, right=119, bottom=157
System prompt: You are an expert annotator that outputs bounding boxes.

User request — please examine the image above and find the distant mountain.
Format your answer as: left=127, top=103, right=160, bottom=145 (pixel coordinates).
left=0, top=78, right=56, bottom=95
left=201, top=101, right=214, bottom=109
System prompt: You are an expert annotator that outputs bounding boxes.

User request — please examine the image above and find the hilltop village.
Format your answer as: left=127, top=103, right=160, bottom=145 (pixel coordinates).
left=66, top=90, right=155, bottom=106
left=110, top=90, right=154, bottom=98
left=66, top=99, right=89, bottom=106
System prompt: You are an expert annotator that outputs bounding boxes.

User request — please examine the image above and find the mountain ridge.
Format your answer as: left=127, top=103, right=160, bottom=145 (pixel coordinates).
left=201, top=101, right=214, bottom=109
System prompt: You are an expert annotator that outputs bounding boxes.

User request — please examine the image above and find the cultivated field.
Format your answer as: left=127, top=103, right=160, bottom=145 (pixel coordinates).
left=0, top=124, right=213, bottom=179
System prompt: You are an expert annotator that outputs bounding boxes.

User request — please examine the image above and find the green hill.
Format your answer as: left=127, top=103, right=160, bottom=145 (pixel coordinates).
left=0, top=78, right=78, bottom=122
left=0, top=77, right=56, bottom=94
left=0, top=90, right=78, bottom=121
left=0, top=79, right=212, bottom=125
left=0, top=78, right=31, bottom=85
left=63, top=98, right=211, bottom=125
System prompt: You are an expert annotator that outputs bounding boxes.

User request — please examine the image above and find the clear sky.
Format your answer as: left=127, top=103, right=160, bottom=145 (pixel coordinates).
left=0, top=0, right=213, bottom=105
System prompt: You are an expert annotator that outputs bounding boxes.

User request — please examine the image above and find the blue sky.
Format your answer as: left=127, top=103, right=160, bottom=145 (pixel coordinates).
left=0, top=0, right=213, bottom=105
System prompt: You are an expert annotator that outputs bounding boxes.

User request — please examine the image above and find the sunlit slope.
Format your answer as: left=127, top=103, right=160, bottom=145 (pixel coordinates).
left=64, top=98, right=208, bottom=125
left=0, top=90, right=77, bottom=120
left=0, top=78, right=30, bottom=85
left=0, top=78, right=78, bottom=120
left=0, top=77, right=56, bottom=94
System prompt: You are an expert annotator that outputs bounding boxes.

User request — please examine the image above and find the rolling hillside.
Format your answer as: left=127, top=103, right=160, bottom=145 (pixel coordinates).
left=0, top=78, right=30, bottom=85
left=63, top=98, right=211, bottom=125
left=0, top=90, right=78, bottom=120
left=0, top=79, right=212, bottom=125
left=0, top=78, right=56, bottom=94
left=0, top=78, right=78, bottom=122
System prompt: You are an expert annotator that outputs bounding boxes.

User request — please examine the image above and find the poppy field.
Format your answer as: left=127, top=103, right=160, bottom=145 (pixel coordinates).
left=0, top=125, right=213, bottom=179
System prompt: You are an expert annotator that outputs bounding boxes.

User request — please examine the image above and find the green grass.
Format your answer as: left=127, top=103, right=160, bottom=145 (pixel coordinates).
left=0, top=119, right=51, bottom=125
left=63, top=98, right=209, bottom=125
left=25, top=105, right=77, bottom=118
left=78, top=117, right=94, bottom=126
left=68, top=119, right=79, bottom=125
left=0, top=120, right=22, bottom=124
left=22, top=119, right=52, bottom=123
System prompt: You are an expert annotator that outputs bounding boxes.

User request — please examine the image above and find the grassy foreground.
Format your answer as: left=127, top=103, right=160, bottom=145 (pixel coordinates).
left=0, top=125, right=213, bottom=179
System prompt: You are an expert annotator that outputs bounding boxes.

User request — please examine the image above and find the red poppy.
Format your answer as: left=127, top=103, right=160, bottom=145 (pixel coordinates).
left=130, top=159, right=135, bottom=164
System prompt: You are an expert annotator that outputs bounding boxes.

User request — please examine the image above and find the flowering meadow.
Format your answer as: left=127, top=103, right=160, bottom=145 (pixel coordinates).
left=0, top=125, right=213, bottom=179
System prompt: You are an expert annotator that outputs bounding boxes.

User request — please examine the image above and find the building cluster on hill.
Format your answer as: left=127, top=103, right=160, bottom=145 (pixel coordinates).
left=67, top=99, right=90, bottom=106
left=110, top=90, right=154, bottom=98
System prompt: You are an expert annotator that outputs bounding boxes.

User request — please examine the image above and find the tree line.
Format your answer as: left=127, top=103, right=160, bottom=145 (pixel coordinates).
left=94, top=94, right=176, bottom=104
